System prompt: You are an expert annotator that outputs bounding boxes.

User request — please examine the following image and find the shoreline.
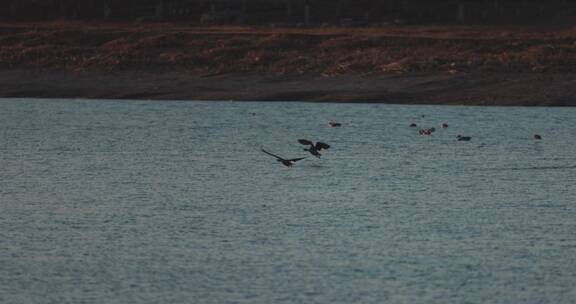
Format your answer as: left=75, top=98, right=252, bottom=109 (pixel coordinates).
left=1, top=69, right=575, bottom=106
left=2, top=22, right=576, bottom=106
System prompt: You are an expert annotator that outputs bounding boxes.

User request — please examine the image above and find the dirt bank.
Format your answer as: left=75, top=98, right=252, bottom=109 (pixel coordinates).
left=1, top=22, right=576, bottom=105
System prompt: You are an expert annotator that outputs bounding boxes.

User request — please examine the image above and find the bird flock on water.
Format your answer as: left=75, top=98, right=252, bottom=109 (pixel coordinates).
left=261, top=119, right=543, bottom=167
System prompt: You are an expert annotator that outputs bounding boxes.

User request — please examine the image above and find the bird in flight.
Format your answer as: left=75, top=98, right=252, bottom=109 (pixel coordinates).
left=261, top=148, right=307, bottom=167
left=298, top=139, right=331, bottom=158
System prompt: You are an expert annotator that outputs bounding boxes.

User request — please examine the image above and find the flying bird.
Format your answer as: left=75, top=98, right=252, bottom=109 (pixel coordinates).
left=298, top=139, right=330, bottom=158
left=261, top=148, right=306, bottom=167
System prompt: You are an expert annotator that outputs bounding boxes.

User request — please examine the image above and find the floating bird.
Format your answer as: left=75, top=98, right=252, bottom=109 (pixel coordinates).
left=328, top=121, right=342, bottom=127
left=457, top=135, right=471, bottom=141
left=534, top=134, right=542, bottom=140
left=298, top=139, right=330, bottom=158
left=441, top=123, right=449, bottom=128
left=261, top=149, right=306, bottom=167
left=419, top=128, right=434, bottom=135
left=409, top=123, right=417, bottom=127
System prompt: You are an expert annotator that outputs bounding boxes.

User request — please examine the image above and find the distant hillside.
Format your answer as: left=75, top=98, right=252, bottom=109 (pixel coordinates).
left=2, top=21, right=576, bottom=105
left=2, top=21, right=576, bottom=75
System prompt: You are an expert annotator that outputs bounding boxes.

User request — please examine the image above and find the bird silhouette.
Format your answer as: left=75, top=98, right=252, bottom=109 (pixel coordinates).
left=298, top=139, right=330, bottom=158
left=457, top=135, right=471, bottom=141
left=534, top=134, right=542, bottom=140
left=261, top=148, right=306, bottom=167
left=328, top=121, right=342, bottom=127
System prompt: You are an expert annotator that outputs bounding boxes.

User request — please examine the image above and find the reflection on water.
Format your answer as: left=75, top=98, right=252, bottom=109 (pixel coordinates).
left=1, top=98, right=576, bottom=304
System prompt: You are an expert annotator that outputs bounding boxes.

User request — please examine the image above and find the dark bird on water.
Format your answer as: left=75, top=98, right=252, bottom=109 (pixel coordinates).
left=328, top=121, right=342, bottom=127
left=534, top=134, right=542, bottom=140
left=419, top=128, right=435, bottom=135
left=298, top=139, right=330, bottom=158
left=261, top=149, right=306, bottom=167
left=457, top=135, right=471, bottom=141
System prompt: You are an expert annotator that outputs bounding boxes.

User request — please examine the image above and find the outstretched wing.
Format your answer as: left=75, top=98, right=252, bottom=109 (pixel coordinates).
left=287, top=157, right=307, bottom=162
left=315, top=142, right=331, bottom=150
left=261, top=148, right=284, bottom=160
left=298, top=139, right=314, bottom=146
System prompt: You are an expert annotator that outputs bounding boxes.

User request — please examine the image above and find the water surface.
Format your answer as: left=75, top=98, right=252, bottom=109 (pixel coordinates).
left=1, top=98, right=575, bottom=304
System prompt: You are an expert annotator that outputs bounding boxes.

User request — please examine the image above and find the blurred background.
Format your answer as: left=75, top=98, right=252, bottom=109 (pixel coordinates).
left=1, top=0, right=576, bottom=25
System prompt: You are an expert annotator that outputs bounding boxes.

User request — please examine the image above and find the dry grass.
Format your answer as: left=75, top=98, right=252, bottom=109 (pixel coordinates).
left=2, top=21, right=576, bottom=74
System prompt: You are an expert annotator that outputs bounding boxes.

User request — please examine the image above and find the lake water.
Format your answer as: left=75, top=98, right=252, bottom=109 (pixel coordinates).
left=1, top=98, right=575, bottom=304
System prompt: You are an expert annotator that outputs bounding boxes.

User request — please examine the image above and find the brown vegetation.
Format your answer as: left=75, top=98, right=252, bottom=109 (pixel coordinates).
left=2, top=21, right=576, bottom=74
left=1, top=22, right=576, bottom=105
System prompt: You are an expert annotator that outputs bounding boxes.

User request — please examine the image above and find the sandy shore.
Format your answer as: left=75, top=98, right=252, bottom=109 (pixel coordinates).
left=1, top=22, right=576, bottom=105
